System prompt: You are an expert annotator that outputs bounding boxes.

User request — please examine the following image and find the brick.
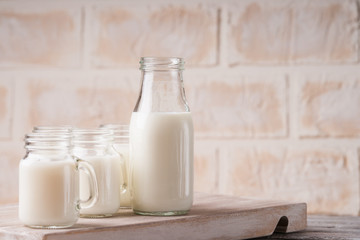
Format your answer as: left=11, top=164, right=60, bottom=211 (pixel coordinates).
left=228, top=0, right=358, bottom=65
left=186, top=75, right=287, bottom=137
left=220, top=146, right=359, bottom=215
left=291, top=0, right=358, bottom=63
left=0, top=79, right=13, bottom=139
left=228, top=1, right=292, bottom=64
left=194, top=141, right=218, bottom=193
left=0, top=142, right=23, bottom=204
left=299, top=76, right=360, bottom=137
left=0, top=7, right=81, bottom=67
left=24, top=76, right=138, bottom=130
left=90, top=5, right=217, bottom=67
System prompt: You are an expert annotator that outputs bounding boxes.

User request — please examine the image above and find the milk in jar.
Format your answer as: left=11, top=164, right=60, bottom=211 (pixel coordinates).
left=19, top=158, right=79, bottom=227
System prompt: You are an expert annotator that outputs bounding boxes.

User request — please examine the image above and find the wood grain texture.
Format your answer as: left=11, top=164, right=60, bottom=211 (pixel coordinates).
left=260, top=215, right=360, bottom=240
left=0, top=193, right=306, bottom=240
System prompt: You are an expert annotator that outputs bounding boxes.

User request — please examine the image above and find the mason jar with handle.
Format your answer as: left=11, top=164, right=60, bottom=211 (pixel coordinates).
left=19, top=133, right=98, bottom=229
left=100, top=124, right=131, bottom=208
left=129, top=57, right=194, bottom=216
left=72, top=128, right=123, bottom=217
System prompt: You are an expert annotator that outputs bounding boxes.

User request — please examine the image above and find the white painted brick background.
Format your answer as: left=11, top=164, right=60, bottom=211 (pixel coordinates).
left=0, top=0, right=360, bottom=216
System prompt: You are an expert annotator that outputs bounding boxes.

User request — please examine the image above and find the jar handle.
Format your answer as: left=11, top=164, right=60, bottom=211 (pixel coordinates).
left=119, top=153, right=127, bottom=194
left=75, top=158, right=99, bottom=209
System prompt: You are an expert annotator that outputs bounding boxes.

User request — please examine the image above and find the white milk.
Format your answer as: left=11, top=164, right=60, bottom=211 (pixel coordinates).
left=79, top=155, right=121, bottom=216
left=113, top=144, right=131, bottom=207
left=19, top=158, right=79, bottom=227
left=130, top=112, right=193, bottom=213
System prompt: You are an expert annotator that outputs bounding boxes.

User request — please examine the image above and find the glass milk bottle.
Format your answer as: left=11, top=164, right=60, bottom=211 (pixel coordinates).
left=72, top=129, right=122, bottom=217
left=19, top=133, right=98, bottom=228
left=100, top=124, right=131, bottom=208
left=129, top=57, right=194, bottom=216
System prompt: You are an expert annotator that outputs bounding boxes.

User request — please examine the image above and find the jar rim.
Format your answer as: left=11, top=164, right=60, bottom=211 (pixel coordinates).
left=72, top=128, right=114, bottom=146
left=25, top=133, right=71, bottom=151
left=25, top=133, right=71, bottom=141
left=33, top=125, right=73, bottom=131
left=99, top=124, right=129, bottom=131
left=139, top=57, right=184, bottom=71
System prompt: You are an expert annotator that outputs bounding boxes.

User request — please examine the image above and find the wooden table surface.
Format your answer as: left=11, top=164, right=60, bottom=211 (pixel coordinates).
left=0, top=193, right=306, bottom=240
left=1, top=193, right=358, bottom=239
left=1, top=193, right=358, bottom=240
left=257, top=214, right=360, bottom=240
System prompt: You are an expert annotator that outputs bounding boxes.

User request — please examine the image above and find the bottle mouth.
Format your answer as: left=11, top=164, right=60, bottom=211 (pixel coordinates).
left=139, top=57, right=184, bottom=71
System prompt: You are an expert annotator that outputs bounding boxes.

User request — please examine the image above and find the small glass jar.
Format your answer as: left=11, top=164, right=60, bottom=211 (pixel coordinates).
left=72, top=129, right=122, bottom=217
left=19, top=133, right=98, bottom=229
left=100, top=124, right=131, bottom=208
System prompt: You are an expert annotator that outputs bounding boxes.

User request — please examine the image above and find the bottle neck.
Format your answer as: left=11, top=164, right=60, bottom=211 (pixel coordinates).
left=134, top=57, right=190, bottom=113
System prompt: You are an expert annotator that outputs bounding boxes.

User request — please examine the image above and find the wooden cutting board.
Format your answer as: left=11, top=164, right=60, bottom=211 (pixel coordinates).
left=0, top=193, right=306, bottom=240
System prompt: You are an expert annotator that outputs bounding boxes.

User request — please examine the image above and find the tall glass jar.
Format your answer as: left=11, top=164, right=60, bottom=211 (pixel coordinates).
left=19, top=133, right=98, bottom=228
left=72, top=129, right=122, bottom=217
left=129, top=57, right=194, bottom=216
left=100, top=124, right=131, bottom=208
